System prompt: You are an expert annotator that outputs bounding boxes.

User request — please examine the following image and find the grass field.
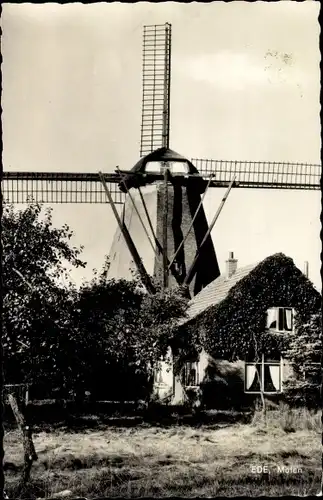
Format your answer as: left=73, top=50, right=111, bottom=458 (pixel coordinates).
left=4, top=408, right=322, bottom=498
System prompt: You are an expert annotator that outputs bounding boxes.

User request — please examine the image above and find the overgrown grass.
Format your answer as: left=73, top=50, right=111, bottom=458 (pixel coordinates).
left=4, top=409, right=322, bottom=498
left=251, top=403, right=322, bottom=433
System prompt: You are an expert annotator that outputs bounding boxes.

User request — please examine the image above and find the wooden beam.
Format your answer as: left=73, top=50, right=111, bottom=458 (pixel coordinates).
left=99, top=172, right=155, bottom=295
left=183, top=176, right=236, bottom=287
left=138, top=185, right=162, bottom=254
left=116, top=168, right=159, bottom=260
left=137, top=185, right=183, bottom=286
left=168, top=174, right=214, bottom=270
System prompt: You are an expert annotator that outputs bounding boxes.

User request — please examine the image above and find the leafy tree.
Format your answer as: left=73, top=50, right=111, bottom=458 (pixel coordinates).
left=283, top=312, right=322, bottom=408
left=75, top=267, right=189, bottom=401
left=2, top=202, right=86, bottom=394
left=74, top=268, right=144, bottom=400
left=2, top=201, right=191, bottom=403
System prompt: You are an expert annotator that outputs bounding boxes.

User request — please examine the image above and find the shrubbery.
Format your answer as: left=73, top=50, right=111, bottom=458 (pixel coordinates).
left=283, top=312, right=322, bottom=409
left=3, top=202, right=189, bottom=402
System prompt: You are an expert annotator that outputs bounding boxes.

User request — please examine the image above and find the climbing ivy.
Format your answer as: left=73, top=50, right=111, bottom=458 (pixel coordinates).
left=175, top=254, right=321, bottom=364
left=282, top=312, right=322, bottom=408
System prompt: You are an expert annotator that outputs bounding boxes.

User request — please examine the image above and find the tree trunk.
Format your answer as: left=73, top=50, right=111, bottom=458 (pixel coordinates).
left=8, top=394, right=38, bottom=491
left=260, top=389, right=267, bottom=425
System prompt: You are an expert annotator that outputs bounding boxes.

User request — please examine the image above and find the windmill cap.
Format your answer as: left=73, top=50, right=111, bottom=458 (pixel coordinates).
left=131, top=147, right=199, bottom=175
left=118, top=147, right=202, bottom=192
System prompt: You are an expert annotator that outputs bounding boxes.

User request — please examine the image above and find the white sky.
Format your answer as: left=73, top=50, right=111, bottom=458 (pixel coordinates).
left=2, top=2, right=321, bottom=291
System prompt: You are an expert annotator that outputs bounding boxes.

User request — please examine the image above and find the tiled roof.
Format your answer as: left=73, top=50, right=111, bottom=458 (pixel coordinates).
left=181, top=262, right=259, bottom=325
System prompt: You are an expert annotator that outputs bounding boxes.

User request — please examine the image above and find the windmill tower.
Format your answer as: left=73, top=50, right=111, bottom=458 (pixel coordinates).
left=2, top=22, right=320, bottom=297
left=106, top=24, right=222, bottom=297
left=107, top=147, right=221, bottom=296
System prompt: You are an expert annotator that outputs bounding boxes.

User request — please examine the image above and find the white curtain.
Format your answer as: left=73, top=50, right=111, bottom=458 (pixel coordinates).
left=268, top=365, right=280, bottom=391
left=246, top=364, right=257, bottom=390
left=266, top=308, right=277, bottom=329
left=285, top=309, right=293, bottom=330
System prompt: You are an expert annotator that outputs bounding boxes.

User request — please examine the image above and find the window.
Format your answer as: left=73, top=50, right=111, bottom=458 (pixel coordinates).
left=183, top=361, right=199, bottom=387
left=267, top=308, right=294, bottom=332
left=169, top=162, right=189, bottom=175
left=145, top=161, right=163, bottom=173
left=145, top=161, right=189, bottom=175
left=245, top=355, right=282, bottom=394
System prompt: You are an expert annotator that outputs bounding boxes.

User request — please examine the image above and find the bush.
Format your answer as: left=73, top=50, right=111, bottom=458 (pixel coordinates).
left=283, top=380, right=321, bottom=410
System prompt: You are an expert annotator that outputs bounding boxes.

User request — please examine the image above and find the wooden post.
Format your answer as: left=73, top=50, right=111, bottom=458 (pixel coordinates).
left=138, top=185, right=162, bottom=254
left=99, top=172, right=155, bottom=295
left=137, top=185, right=182, bottom=286
left=258, top=354, right=267, bottom=425
left=183, top=176, right=236, bottom=286
left=250, top=335, right=267, bottom=426
left=8, top=394, right=38, bottom=489
left=25, top=385, right=29, bottom=406
left=116, top=168, right=160, bottom=260
left=168, top=174, right=214, bottom=270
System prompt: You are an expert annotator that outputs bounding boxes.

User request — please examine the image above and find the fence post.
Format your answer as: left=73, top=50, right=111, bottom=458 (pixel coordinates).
left=25, top=385, right=29, bottom=406
left=8, top=394, right=38, bottom=492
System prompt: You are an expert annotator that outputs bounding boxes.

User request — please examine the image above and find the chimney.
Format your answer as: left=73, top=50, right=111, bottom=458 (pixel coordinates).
left=226, top=251, right=238, bottom=278
left=304, top=261, right=309, bottom=278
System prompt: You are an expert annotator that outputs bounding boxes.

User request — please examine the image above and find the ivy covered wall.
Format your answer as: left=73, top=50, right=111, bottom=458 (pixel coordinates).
left=175, top=253, right=321, bottom=366
left=166, top=254, right=321, bottom=409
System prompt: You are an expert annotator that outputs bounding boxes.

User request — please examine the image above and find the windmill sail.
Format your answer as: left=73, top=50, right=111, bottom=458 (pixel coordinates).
left=193, top=159, right=320, bottom=190
left=2, top=160, right=320, bottom=205
left=140, top=23, right=172, bottom=157
left=1, top=172, right=125, bottom=204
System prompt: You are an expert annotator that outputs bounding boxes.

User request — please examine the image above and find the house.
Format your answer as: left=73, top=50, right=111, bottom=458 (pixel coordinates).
left=152, top=252, right=321, bottom=408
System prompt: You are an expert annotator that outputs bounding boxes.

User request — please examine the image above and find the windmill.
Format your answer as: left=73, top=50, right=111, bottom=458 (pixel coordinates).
left=2, top=23, right=320, bottom=299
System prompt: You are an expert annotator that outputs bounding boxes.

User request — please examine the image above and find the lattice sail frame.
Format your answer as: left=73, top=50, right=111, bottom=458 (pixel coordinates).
left=193, top=159, right=320, bottom=190
left=2, top=172, right=125, bottom=204
left=140, top=23, right=172, bottom=157
left=2, top=160, right=320, bottom=204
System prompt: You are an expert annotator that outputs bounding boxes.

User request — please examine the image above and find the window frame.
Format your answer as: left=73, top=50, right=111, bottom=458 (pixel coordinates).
left=183, top=360, right=200, bottom=388
left=244, top=354, right=283, bottom=394
left=266, top=307, right=295, bottom=334
left=145, top=161, right=189, bottom=175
